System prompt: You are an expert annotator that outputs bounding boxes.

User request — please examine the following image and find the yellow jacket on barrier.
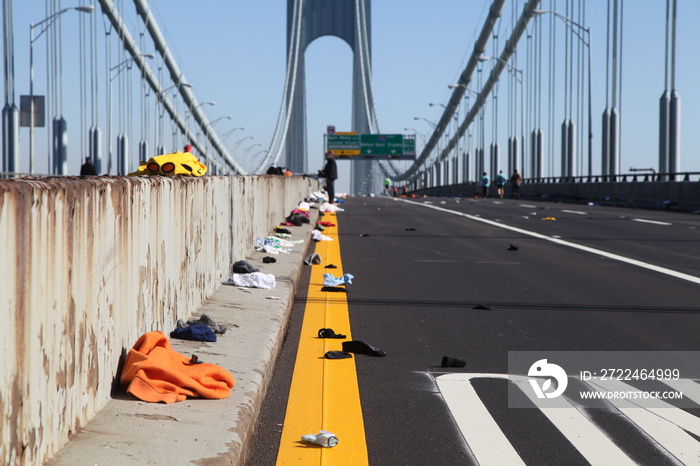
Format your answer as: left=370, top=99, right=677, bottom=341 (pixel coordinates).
left=128, top=151, right=207, bottom=176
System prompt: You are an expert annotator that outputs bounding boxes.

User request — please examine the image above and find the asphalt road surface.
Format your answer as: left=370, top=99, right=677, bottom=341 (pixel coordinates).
left=248, top=196, right=700, bottom=466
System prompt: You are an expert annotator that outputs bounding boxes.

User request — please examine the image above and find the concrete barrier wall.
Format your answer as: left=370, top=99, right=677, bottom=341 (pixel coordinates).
left=0, top=175, right=318, bottom=466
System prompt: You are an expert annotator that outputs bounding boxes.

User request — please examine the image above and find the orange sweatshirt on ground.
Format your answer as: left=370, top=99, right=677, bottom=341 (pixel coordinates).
left=120, top=331, right=235, bottom=403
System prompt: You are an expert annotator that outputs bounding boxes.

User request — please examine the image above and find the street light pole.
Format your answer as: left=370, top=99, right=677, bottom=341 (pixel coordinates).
left=413, top=116, right=436, bottom=129
left=185, top=101, right=215, bottom=142
left=234, top=135, right=254, bottom=148
left=478, top=56, right=525, bottom=177
left=29, top=5, right=94, bottom=174
left=533, top=9, right=592, bottom=176
left=208, top=115, right=232, bottom=130
left=222, top=127, right=245, bottom=142
left=448, top=84, right=481, bottom=182
left=155, top=82, right=192, bottom=153
left=244, top=143, right=262, bottom=155
left=108, top=54, right=155, bottom=174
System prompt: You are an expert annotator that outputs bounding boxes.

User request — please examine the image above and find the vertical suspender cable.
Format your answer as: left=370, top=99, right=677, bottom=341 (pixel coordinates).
left=617, top=0, right=624, bottom=169
left=576, top=0, right=590, bottom=175
left=659, top=0, right=670, bottom=176
left=548, top=2, right=554, bottom=177
left=668, top=0, right=680, bottom=176
left=79, top=10, right=86, bottom=162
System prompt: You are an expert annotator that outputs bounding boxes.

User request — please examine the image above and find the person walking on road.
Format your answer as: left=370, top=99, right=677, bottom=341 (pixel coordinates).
left=318, top=150, right=338, bottom=204
left=480, top=172, right=490, bottom=198
left=384, top=177, right=391, bottom=195
left=495, top=170, right=507, bottom=198
left=510, top=169, right=523, bottom=199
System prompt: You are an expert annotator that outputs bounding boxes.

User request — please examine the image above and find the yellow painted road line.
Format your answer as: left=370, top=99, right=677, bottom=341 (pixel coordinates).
left=276, top=216, right=369, bottom=465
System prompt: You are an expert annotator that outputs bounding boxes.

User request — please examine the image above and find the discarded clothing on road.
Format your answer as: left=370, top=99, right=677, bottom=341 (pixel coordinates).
left=178, top=313, right=227, bottom=334
left=320, top=202, right=343, bottom=213
left=286, top=213, right=310, bottom=226
left=304, top=253, right=322, bottom=265
left=223, top=271, right=276, bottom=289
left=318, top=328, right=346, bottom=339
left=233, top=260, right=259, bottom=274
left=441, top=356, right=466, bottom=367
left=323, top=273, right=353, bottom=286
left=342, top=340, right=386, bottom=357
left=324, top=351, right=352, bottom=359
left=321, top=286, right=347, bottom=293
left=312, top=230, right=333, bottom=242
left=255, top=236, right=295, bottom=254
left=120, top=331, right=235, bottom=403
left=170, top=324, right=217, bottom=342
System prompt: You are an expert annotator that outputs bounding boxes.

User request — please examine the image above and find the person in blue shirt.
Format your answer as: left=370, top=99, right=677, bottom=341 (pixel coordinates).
left=480, top=172, right=490, bottom=198
left=495, top=170, right=507, bottom=198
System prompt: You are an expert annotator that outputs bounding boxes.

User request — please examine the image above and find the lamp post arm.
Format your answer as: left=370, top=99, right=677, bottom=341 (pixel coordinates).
left=30, top=8, right=73, bottom=42
left=31, top=6, right=95, bottom=42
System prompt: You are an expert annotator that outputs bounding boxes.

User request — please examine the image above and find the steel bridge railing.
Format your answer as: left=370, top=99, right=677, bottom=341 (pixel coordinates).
left=525, top=171, right=700, bottom=184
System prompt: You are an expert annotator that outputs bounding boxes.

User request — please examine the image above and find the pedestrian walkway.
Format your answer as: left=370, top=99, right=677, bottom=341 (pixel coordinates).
left=48, top=215, right=317, bottom=466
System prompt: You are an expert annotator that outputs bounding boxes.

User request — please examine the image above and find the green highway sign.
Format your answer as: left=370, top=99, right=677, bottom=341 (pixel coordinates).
left=360, top=134, right=404, bottom=156
left=325, top=133, right=416, bottom=160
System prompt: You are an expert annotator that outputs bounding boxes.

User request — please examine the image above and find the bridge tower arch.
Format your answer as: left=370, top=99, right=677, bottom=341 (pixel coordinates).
left=284, top=0, right=377, bottom=194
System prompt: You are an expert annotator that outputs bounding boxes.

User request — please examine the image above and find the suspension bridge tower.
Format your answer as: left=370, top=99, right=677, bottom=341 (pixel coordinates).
left=284, top=0, right=377, bottom=194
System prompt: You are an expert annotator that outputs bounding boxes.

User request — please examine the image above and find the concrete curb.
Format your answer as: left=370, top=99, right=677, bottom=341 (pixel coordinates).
left=48, top=213, right=317, bottom=466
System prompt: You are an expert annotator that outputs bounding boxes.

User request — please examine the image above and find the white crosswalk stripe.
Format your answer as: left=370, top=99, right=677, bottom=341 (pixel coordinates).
left=435, top=373, right=700, bottom=466
left=437, top=374, right=525, bottom=465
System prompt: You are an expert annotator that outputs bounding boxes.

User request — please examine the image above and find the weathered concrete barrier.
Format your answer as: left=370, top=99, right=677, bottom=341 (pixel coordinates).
left=0, top=174, right=318, bottom=466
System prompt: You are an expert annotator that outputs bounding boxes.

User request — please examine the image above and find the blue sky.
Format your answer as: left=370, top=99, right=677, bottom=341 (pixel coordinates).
left=5, top=0, right=700, bottom=193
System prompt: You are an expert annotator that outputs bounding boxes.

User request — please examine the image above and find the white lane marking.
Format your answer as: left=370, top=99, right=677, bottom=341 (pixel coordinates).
left=511, top=378, right=636, bottom=466
left=561, top=210, right=588, bottom=215
left=476, top=261, right=521, bottom=264
left=519, top=204, right=537, bottom=208
left=436, top=374, right=525, bottom=465
left=590, top=379, right=700, bottom=464
left=403, top=199, right=700, bottom=285
left=632, top=218, right=673, bottom=226
left=413, top=259, right=460, bottom=263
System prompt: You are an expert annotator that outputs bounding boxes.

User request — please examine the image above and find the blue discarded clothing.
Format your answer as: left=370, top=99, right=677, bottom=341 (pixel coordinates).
left=170, top=324, right=217, bottom=342
left=323, top=273, right=354, bottom=286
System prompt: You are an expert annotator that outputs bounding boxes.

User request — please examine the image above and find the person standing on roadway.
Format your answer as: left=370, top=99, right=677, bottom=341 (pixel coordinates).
left=384, top=177, right=391, bottom=195
left=480, top=172, right=490, bottom=198
left=510, top=169, right=522, bottom=199
left=318, top=150, right=338, bottom=204
left=495, top=170, right=507, bottom=198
